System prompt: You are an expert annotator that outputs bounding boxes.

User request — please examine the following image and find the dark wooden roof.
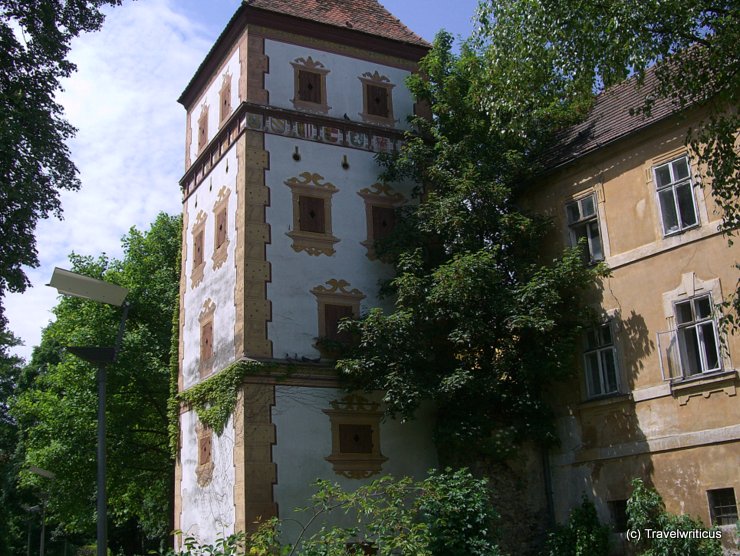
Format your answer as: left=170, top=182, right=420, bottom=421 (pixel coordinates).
left=544, top=67, right=683, bottom=169
left=245, top=0, right=429, bottom=47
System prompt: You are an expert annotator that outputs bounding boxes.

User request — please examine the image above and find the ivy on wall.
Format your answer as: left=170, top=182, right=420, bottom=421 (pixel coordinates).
left=178, top=360, right=270, bottom=435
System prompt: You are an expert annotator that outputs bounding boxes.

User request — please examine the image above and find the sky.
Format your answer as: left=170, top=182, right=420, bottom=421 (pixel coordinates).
left=5, top=0, right=480, bottom=361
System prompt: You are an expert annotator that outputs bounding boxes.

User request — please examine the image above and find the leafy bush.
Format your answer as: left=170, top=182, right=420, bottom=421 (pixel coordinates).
left=162, top=469, right=503, bottom=556
left=545, top=497, right=610, bottom=556
left=627, top=478, right=722, bottom=556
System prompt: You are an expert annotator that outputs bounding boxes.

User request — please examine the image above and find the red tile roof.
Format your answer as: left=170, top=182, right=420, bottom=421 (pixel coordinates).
left=244, top=0, right=429, bottom=47
left=544, top=66, right=683, bottom=168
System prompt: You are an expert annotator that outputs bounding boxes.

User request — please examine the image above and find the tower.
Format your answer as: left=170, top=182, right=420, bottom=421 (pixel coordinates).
left=174, top=0, right=438, bottom=544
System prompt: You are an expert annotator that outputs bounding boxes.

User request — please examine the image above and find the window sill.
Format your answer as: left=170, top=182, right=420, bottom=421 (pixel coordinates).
left=579, top=392, right=631, bottom=410
left=670, top=369, right=738, bottom=405
left=287, top=229, right=339, bottom=256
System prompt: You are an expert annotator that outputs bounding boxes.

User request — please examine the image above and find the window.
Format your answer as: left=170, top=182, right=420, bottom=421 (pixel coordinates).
left=290, top=57, right=330, bottom=113
left=190, top=211, right=207, bottom=289
left=708, top=488, right=738, bottom=526
left=371, top=206, right=395, bottom=241
left=312, top=279, right=365, bottom=358
left=608, top=500, right=628, bottom=533
left=219, top=73, right=232, bottom=125
left=324, top=303, right=354, bottom=343
left=195, top=422, right=214, bottom=487
left=584, top=322, right=619, bottom=398
left=298, top=195, right=326, bottom=233
left=285, top=172, right=339, bottom=256
left=194, top=229, right=204, bottom=267
left=359, top=71, right=395, bottom=125
left=675, top=295, right=720, bottom=376
left=197, top=105, right=208, bottom=152
left=298, top=70, right=321, bottom=104
left=212, top=186, right=230, bottom=270
left=323, top=394, right=388, bottom=479
left=198, top=299, right=216, bottom=378
left=566, top=194, right=603, bottom=263
left=654, top=156, right=698, bottom=236
left=358, top=183, right=405, bottom=259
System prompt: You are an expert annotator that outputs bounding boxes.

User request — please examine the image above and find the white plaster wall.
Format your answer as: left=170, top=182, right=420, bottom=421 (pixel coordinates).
left=272, top=386, right=438, bottom=542
left=264, top=134, right=414, bottom=358
left=188, top=48, right=241, bottom=163
left=264, top=39, right=415, bottom=129
left=182, top=145, right=239, bottom=389
left=179, top=410, right=236, bottom=544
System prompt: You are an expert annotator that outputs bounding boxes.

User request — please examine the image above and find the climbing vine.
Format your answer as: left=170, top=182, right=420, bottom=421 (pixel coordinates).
left=177, top=360, right=271, bottom=436
left=167, top=267, right=182, bottom=459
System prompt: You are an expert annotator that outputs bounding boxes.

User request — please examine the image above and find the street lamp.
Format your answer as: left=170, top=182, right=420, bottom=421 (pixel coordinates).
left=48, top=267, right=129, bottom=556
left=29, top=466, right=56, bottom=556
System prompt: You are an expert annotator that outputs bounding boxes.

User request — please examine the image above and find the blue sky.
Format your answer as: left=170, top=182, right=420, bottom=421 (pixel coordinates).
left=5, top=0, right=479, bottom=360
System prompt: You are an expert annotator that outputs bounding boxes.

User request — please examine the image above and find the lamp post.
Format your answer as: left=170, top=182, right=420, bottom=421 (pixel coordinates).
left=29, top=466, right=56, bottom=556
left=48, top=268, right=129, bottom=556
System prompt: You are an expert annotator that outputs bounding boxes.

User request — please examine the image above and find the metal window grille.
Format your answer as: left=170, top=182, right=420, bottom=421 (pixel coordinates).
left=708, top=488, right=738, bottom=526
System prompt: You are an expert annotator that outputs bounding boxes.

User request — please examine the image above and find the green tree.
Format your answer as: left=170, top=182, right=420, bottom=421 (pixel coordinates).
left=336, top=32, right=600, bottom=461
left=12, top=212, right=180, bottom=553
left=0, top=0, right=122, bottom=321
left=627, top=478, right=722, bottom=556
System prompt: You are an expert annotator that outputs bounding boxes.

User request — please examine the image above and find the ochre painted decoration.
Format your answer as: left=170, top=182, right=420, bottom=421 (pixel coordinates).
left=358, top=183, right=406, bottom=259
left=211, top=186, right=231, bottom=270
left=323, top=394, right=388, bottom=479
left=285, top=172, right=340, bottom=256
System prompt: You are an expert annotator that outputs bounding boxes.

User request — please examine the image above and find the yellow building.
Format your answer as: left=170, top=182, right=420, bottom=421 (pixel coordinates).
left=526, top=69, right=740, bottom=548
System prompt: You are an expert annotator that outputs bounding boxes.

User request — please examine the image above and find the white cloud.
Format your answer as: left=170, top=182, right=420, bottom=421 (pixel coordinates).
left=5, top=0, right=217, bottom=361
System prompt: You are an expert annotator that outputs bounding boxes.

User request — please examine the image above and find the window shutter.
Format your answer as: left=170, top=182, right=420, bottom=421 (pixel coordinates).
left=194, top=230, right=204, bottom=266
left=324, top=304, right=353, bottom=342
left=367, top=85, right=389, bottom=117
left=198, top=432, right=212, bottom=465
left=216, top=209, right=227, bottom=248
left=372, top=206, right=395, bottom=240
left=298, top=71, right=321, bottom=103
left=201, top=321, right=213, bottom=363
left=338, top=424, right=373, bottom=454
left=298, top=196, right=325, bottom=233
left=220, top=82, right=231, bottom=123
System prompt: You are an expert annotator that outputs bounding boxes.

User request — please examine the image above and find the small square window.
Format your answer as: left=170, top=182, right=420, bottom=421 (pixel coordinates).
left=566, top=194, right=603, bottom=263
left=339, top=424, right=374, bottom=454
left=299, top=196, right=326, bottom=234
left=708, top=488, right=738, bottom=526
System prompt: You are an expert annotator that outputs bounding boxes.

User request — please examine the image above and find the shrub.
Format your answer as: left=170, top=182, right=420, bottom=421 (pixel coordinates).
left=627, top=478, right=722, bottom=556
left=545, top=496, right=610, bottom=556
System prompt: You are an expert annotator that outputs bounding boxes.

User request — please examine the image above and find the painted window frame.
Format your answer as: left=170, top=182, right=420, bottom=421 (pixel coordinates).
left=311, top=279, right=365, bottom=357
left=190, top=211, right=207, bottom=289
left=290, top=57, right=331, bottom=114
left=322, top=394, right=388, bottom=479
left=195, top=421, right=214, bottom=487
left=198, top=299, right=216, bottom=379
left=285, top=172, right=339, bottom=256
left=358, top=183, right=405, bottom=259
left=358, top=71, right=396, bottom=126
left=566, top=193, right=604, bottom=264
left=219, top=73, right=232, bottom=126
left=653, top=155, right=699, bottom=237
left=212, top=186, right=230, bottom=270
left=197, top=104, right=209, bottom=153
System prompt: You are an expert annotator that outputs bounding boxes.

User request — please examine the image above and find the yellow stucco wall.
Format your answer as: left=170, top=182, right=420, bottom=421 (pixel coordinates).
left=526, top=109, right=740, bottom=536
